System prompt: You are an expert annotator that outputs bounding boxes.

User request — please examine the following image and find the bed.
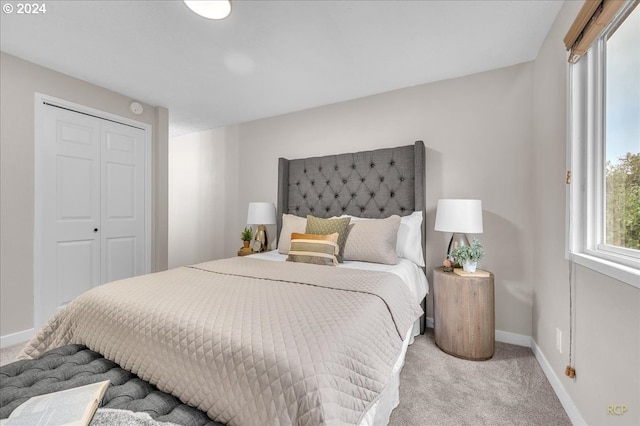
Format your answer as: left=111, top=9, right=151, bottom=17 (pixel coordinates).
left=276, top=140, right=427, bottom=334
left=3, top=141, right=428, bottom=426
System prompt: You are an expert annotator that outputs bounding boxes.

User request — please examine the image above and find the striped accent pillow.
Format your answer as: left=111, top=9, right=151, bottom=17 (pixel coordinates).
left=286, top=232, right=339, bottom=266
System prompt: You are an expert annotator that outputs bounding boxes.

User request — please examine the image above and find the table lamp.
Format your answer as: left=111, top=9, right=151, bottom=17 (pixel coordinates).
left=434, top=199, right=483, bottom=260
left=247, top=202, right=276, bottom=252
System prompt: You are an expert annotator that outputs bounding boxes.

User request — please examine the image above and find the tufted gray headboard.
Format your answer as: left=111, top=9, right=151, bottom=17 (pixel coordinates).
left=277, top=140, right=426, bottom=268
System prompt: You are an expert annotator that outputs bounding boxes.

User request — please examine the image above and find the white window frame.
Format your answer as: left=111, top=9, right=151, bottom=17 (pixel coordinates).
left=567, top=1, right=640, bottom=288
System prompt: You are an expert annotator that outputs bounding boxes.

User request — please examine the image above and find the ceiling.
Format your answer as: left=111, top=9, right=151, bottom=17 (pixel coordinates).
left=1, top=0, right=563, bottom=137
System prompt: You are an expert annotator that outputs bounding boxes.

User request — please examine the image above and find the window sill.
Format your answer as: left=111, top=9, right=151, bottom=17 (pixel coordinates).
left=570, top=252, right=640, bottom=289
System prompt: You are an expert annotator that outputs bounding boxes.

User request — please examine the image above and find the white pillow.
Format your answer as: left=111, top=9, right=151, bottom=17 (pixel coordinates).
left=277, top=214, right=307, bottom=254
left=343, top=211, right=425, bottom=267
left=396, top=211, right=425, bottom=267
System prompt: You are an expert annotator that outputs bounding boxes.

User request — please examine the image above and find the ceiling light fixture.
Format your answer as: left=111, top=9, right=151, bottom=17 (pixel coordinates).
left=183, top=0, right=231, bottom=20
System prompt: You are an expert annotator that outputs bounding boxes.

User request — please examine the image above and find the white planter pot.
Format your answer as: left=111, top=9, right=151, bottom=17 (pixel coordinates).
left=463, top=260, right=477, bottom=273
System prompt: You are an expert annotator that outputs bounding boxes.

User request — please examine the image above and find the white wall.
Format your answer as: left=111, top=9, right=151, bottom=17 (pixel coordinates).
left=0, top=52, right=169, bottom=339
left=168, top=127, right=239, bottom=268
left=532, top=2, right=639, bottom=425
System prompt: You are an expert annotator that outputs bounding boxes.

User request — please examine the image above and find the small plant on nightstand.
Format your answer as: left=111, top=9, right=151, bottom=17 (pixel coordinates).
left=451, top=238, right=485, bottom=273
left=241, top=227, right=253, bottom=248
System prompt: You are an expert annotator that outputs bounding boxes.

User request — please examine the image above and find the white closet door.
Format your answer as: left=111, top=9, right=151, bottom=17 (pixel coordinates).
left=41, top=106, right=101, bottom=319
left=38, top=103, right=147, bottom=324
left=100, top=121, right=146, bottom=282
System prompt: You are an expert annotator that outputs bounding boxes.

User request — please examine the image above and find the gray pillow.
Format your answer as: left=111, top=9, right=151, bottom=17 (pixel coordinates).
left=343, top=215, right=401, bottom=264
left=305, top=215, right=351, bottom=262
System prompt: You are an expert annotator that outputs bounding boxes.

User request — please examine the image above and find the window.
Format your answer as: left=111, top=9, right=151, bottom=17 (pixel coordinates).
left=567, top=1, right=640, bottom=287
left=605, top=7, right=639, bottom=252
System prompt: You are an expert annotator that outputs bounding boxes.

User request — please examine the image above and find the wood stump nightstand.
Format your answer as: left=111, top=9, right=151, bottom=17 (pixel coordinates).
left=432, top=267, right=495, bottom=360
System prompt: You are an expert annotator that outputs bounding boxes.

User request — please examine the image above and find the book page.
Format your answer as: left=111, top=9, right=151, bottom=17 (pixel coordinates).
left=1, top=380, right=109, bottom=426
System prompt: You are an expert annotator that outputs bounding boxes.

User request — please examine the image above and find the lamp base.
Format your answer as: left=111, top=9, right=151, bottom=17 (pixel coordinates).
left=447, top=233, right=470, bottom=266
left=254, top=224, right=269, bottom=252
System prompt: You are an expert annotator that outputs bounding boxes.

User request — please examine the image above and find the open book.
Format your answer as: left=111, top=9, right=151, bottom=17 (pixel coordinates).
left=1, top=380, right=109, bottom=426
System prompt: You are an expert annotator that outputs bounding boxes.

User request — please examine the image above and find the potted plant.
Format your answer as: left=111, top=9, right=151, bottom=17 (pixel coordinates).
left=241, top=227, right=253, bottom=248
left=451, top=238, right=485, bottom=273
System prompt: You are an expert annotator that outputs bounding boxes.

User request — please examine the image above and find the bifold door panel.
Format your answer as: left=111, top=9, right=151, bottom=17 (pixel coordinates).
left=38, top=104, right=146, bottom=323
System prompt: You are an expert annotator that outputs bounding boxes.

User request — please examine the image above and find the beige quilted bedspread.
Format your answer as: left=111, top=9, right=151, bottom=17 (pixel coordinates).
left=20, top=257, right=422, bottom=426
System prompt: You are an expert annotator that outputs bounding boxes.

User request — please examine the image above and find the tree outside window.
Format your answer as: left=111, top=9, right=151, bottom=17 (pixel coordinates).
left=605, top=5, right=639, bottom=251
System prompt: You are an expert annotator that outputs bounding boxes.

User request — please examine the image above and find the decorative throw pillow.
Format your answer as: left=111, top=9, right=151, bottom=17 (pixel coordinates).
left=343, top=215, right=401, bottom=264
left=277, top=214, right=307, bottom=255
left=286, top=232, right=339, bottom=266
left=343, top=211, right=425, bottom=267
left=305, top=215, right=351, bottom=262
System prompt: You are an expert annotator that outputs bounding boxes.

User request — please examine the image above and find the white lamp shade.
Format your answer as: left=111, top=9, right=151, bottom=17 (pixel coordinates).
left=247, top=202, right=276, bottom=225
left=434, top=199, right=483, bottom=233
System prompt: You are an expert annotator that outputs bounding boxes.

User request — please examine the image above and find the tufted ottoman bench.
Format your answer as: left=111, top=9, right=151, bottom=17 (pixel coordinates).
left=0, top=344, right=222, bottom=426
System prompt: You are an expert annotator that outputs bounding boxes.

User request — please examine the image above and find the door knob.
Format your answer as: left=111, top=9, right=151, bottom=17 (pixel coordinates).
left=94, top=228, right=99, bottom=233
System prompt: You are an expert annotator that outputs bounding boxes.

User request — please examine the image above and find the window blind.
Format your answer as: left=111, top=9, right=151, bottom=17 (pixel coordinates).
left=564, top=0, right=629, bottom=63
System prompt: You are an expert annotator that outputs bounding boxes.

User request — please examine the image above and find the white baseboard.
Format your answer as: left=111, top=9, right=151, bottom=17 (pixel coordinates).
left=1, top=328, right=34, bottom=348
left=495, top=329, right=533, bottom=347
left=425, top=317, right=532, bottom=347
left=531, top=340, right=585, bottom=426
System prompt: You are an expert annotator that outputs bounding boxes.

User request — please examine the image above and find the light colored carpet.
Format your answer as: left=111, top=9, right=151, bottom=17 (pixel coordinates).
left=0, top=342, right=23, bottom=367
left=2, top=331, right=571, bottom=425
left=390, top=330, right=571, bottom=425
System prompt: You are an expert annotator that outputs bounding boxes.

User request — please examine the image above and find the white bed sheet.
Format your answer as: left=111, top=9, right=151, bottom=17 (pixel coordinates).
left=251, top=251, right=428, bottom=303
left=248, top=251, right=429, bottom=426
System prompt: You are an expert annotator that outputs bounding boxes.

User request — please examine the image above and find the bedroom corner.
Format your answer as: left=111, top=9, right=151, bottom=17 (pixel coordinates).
left=0, top=52, right=169, bottom=342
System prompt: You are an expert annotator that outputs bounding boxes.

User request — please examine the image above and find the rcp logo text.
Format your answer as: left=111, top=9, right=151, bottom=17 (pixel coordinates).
left=607, top=404, right=628, bottom=415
